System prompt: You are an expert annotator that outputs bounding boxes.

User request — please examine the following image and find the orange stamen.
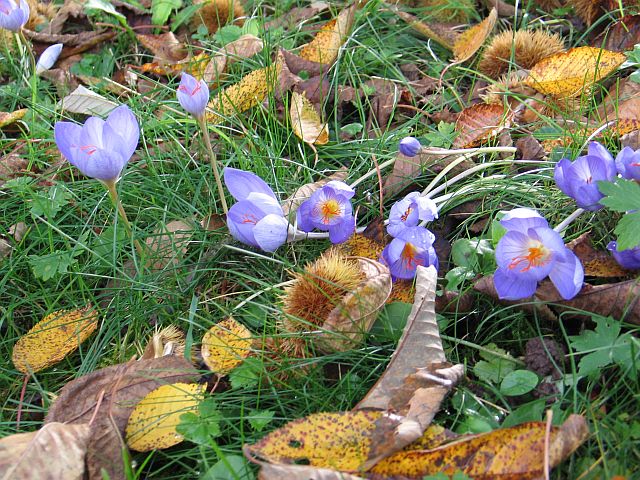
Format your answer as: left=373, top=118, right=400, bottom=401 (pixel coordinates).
left=508, top=246, right=549, bottom=272
left=317, top=199, right=341, bottom=224
left=241, top=214, right=258, bottom=225
left=401, top=242, right=424, bottom=268
left=400, top=207, right=413, bottom=222
left=80, top=145, right=97, bottom=155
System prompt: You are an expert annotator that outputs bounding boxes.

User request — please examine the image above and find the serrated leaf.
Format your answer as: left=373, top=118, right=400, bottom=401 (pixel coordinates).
left=11, top=306, right=99, bottom=374
left=201, top=318, right=253, bottom=375
left=29, top=250, right=80, bottom=281
left=614, top=211, right=640, bottom=250
left=248, top=409, right=275, bottom=432
left=289, top=91, right=329, bottom=146
left=29, top=185, right=71, bottom=219
left=125, top=382, right=205, bottom=452
left=525, top=46, right=626, bottom=98
left=598, top=178, right=640, bottom=212
left=59, top=85, right=118, bottom=116
left=452, top=9, right=497, bottom=63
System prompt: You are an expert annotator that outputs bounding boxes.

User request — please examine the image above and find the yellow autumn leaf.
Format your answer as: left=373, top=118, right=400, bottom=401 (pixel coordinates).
left=201, top=318, right=252, bottom=375
left=0, top=108, right=28, bottom=128
left=453, top=8, right=497, bottom=63
left=299, top=3, right=357, bottom=65
left=290, top=91, right=329, bottom=145
left=245, top=410, right=392, bottom=471
left=12, top=306, right=99, bottom=374
left=205, top=59, right=283, bottom=124
left=525, top=46, right=626, bottom=98
left=393, top=10, right=457, bottom=50
left=125, top=383, right=205, bottom=452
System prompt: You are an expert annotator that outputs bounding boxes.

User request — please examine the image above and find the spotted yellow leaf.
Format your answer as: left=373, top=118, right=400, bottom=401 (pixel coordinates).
left=299, top=4, right=357, bottom=65
left=525, top=46, right=626, bottom=98
left=12, top=306, right=99, bottom=374
left=453, top=8, right=497, bottom=63
left=245, top=410, right=402, bottom=472
left=205, top=59, right=283, bottom=124
left=0, top=108, right=28, bottom=128
left=201, top=318, right=252, bottom=375
left=125, top=382, right=205, bottom=452
left=290, top=91, right=329, bottom=146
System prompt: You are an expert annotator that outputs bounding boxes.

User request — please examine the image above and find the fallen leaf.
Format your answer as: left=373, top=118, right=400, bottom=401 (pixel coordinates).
left=45, top=356, right=200, bottom=480
left=45, top=0, right=86, bottom=35
left=11, top=306, right=99, bottom=374
left=126, top=383, right=205, bottom=452
left=567, top=232, right=629, bottom=277
left=356, top=266, right=463, bottom=429
left=370, top=415, right=589, bottom=478
left=251, top=461, right=366, bottom=480
left=299, top=3, right=357, bottom=65
left=59, top=85, right=118, bottom=116
left=137, top=32, right=188, bottom=63
left=289, top=91, right=329, bottom=146
left=599, top=15, right=640, bottom=52
left=600, top=77, right=640, bottom=122
left=453, top=103, right=512, bottom=149
left=145, top=220, right=194, bottom=272
left=281, top=167, right=348, bottom=217
left=205, top=59, right=283, bottom=124
left=0, top=422, right=90, bottom=480
left=393, top=10, right=457, bottom=50
left=452, top=8, right=497, bottom=63
left=0, top=109, right=27, bottom=128
left=24, top=29, right=116, bottom=59
left=525, top=46, right=626, bottom=98
left=541, top=118, right=640, bottom=152
left=0, top=154, right=28, bottom=186
left=245, top=410, right=410, bottom=472
left=263, top=2, right=330, bottom=31
left=316, top=257, right=393, bottom=353
left=201, top=318, right=253, bottom=375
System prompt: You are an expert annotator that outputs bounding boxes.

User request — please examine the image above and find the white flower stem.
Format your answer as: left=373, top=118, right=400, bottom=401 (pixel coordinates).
left=105, top=180, right=146, bottom=259
left=197, top=116, right=228, bottom=215
left=349, top=158, right=396, bottom=189
left=553, top=208, right=585, bottom=233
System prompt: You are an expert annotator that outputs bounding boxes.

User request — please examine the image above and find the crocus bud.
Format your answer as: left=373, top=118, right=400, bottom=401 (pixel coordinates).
left=0, top=0, right=29, bottom=31
left=399, top=137, right=421, bottom=157
left=177, top=73, right=209, bottom=118
left=36, top=43, right=63, bottom=74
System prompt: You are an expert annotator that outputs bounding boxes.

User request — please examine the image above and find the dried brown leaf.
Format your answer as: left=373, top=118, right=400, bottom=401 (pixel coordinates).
left=452, top=8, right=497, bottom=63
left=393, top=10, right=457, bottom=50
left=453, top=103, right=512, bottom=149
left=567, top=232, right=629, bottom=278
left=137, top=32, right=187, bottom=63
left=0, top=422, right=90, bottom=480
left=599, top=15, right=640, bottom=52
left=45, top=356, right=200, bottom=480
left=145, top=220, right=194, bottom=272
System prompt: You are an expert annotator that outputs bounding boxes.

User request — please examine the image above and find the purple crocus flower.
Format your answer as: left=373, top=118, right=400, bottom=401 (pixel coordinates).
left=54, top=105, right=139, bottom=183
left=554, top=142, right=617, bottom=211
left=36, top=43, right=63, bottom=74
left=399, top=137, right=421, bottom=157
left=607, top=241, right=640, bottom=270
left=0, top=0, right=30, bottom=32
left=296, top=181, right=355, bottom=244
left=493, top=208, right=584, bottom=300
left=615, top=146, right=640, bottom=181
left=224, top=167, right=288, bottom=252
left=380, top=226, right=438, bottom=280
left=177, top=73, right=209, bottom=118
left=387, top=192, right=438, bottom=237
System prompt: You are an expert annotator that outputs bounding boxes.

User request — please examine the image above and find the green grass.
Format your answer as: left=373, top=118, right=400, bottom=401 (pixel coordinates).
left=1, top=0, right=639, bottom=479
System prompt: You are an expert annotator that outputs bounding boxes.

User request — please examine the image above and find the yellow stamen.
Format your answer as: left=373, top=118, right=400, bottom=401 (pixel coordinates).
left=508, top=245, right=549, bottom=272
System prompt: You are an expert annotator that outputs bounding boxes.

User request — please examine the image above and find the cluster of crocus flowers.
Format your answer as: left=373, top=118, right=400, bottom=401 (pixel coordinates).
left=54, top=105, right=139, bottom=184
left=381, top=191, right=439, bottom=280
left=494, top=208, right=584, bottom=300
left=0, top=0, right=29, bottom=31
left=296, top=182, right=356, bottom=244
left=554, top=142, right=617, bottom=210
left=224, top=168, right=289, bottom=252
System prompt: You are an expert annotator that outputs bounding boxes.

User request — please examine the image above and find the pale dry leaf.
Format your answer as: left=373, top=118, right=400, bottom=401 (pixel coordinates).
left=281, top=167, right=348, bottom=217
left=0, top=109, right=28, bottom=128
left=201, top=318, right=253, bottom=375
left=525, top=46, right=626, bottom=98
left=253, top=461, right=366, bottom=480
left=145, top=220, right=193, bottom=273
left=126, top=383, right=205, bottom=452
left=137, top=32, right=187, bottom=63
left=317, top=257, right=392, bottom=353
left=289, top=91, right=329, bottom=146
left=453, top=8, right=497, bottom=63
left=0, top=422, right=90, bottom=480
left=393, top=10, right=457, bottom=50
left=299, top=3, right=357, bottom=65
left=59, top=85, right=118, bottom=116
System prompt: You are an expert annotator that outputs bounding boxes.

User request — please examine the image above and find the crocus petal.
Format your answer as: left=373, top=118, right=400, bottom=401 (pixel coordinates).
left=253, top=214, right=288, bottom=252
left=177, top=73, right=209, bottom=117
left=307, top=189, right=350, bottom=228
left=548, top=250, right=584, bottom=300
left=227, top=200, right=264, bottom=248
left=296, top=200, right=315, bottom=232
left=554, top=158, right=573, bottom=198
left=36, top=43, right=63, bottom=74
left=607, top=241, right=640, bottom=270
left=574, top=183, right=604, bottom=211
left=495, top=230, right=552, bottom=281
left=615, top=147, right=640, bottom=180
left=500, top=208, right=548, bottom=232
left=54, top=121, right=82, bottom=164
left=0, top=0, right=29, bottom=31
left=415, top=196, right=438, bottom=221
left=245, top=192, right=283, bottom=217
left=328, top=215, right=355, bottom=244
left=493, top=268, right=538, bottom=300
left=324, top=181, right=355, bottom=199
left=588, top=141, right=615, bottom=171
left=105, top=105, right=139, bottom=161
left=399, top=137, right=421, bottom=157
left=75, top=149, right=126, bottom=181
left=80, top=116, right=105, bottom=149
left=223, top=167, right=277, bottom=201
